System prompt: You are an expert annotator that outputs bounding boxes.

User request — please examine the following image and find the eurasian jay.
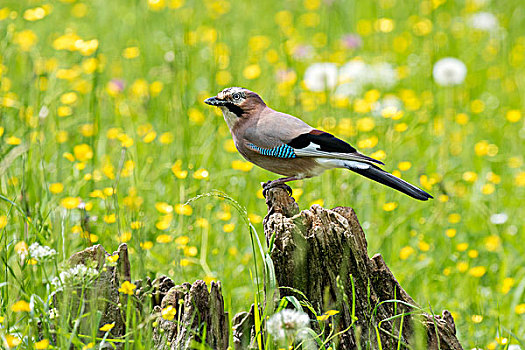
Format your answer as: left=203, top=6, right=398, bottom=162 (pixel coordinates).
left=204, top=87, right=432, bottom=201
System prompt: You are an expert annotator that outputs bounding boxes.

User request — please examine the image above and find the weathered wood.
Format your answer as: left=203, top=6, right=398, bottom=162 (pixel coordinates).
left=263, top=187, right=463, bottom=349
left=151, top=279, right=229, bottom=349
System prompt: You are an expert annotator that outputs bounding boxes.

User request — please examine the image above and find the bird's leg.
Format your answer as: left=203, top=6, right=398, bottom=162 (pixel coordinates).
left=262, top=176, right=299, bottom=197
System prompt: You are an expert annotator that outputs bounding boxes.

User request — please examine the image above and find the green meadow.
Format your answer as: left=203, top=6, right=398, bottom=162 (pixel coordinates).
left=0, top=0, right=524, bottom=348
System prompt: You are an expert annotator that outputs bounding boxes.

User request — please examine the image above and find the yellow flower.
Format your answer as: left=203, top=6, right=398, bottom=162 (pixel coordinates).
left=356, top=117, right=375, bottom=132
left=243, top=64, right=261, bottom=79
left=140, top=241, right=153, bottom=250
left=107, top=254, right=119, bottom=264
left=143, top=130, right=156, bottom=143
left=11, top=300, right=31, bottom=312
left=455, top=113, right=469, bottom=125
left=317, top=309, right=339, bottom=321
left=148, top=0, right=166, bottom=11
left=501, top=277, right=514, bottom=294
left=516, top=172, right=525, bottom=187
left=155, top=202, right=173, bottom=214
left=180, top=258, right=191, bottom=266
left=357, top=136, right=378, bottom=149
left=399, top=246, right=415, bottom=260
left=448, top=213, right=461, bottom=224
left=398, top=161, right=412, bottom=171
left=131, top=221, right=144, bottom=230
left=159, top=132, right=174, bottom=144
left=103, top=214, right=116, bottom=224
left=382, top=202, right=397, bottom=212
left=188, top=108, right=205, bottom=124
left=82, top=342, right=95, bottom=350
left=60, top=92, right=78, bottom=105
left=456, top=243, right=468, bottom=252
left=193, top=168, right=209, bottom=180
left=4, top=334, right=21, bottom=348
left=123, top=46, right=140, bottom=59
left=471, top=315, right=483, bottom=323
left=13, top=30, right=37, bottom=51
left=418, top=241, right=430, bottom=251
left=196, top=218, right=210, bottom=229
left=474, top=140, right=489, bottom=156
left=456, top=261, right=469, bottom=272
left=99, top=322, right=115, bottom=332
left=175, top=236, right=190, bottom=246
left=49, top=182, right=64, bottom=194
left=23, top=7, right=47, bottom=21
left=462, top=171, right=477, bottom=182
left=161, top=305, right=177, bottom=320
left=34, top=339, right=50, bottom=349
left=150, top=81, right=164, bottom=96
left=231, top=160, right=254, bottom=172
left=184, top=246, right=198, bottom=257
left=248, top=213, right=262, bottom=224
left=73, top=144, right=93, bottom=162
left=6, top=136, right=21, bottom=145
left=445, top=228, right=456, bottom=238
left=120, top=231, right=132, bottom=242
left=171, top=160, right=188, bottom=179
left=223, top=223, right=235, bottom=232
left=118, top=281, right=136, bottom=295
left=468, top=266, right=486, bottom=277
left=156, top=216, right=172, bottom=230
left=484, top=235, right=501, bottom=252
left=223, top=139, right=237, bottom=153
left=481, top=183, right=495, bottom=195
left=175, top=204, right=193, bottom=216
left=80, top=124, right=96, bottom=137
left=515, top=303, right=525, bottom=315
left=156, top=234, right=173, bottom=243
left=60, top=197, right=81, bottom=209
left=0, top=215, right=8, bottom=229
left=58, top=106, right=73, bottom=117
left=506, top=109, right=521, bottom=122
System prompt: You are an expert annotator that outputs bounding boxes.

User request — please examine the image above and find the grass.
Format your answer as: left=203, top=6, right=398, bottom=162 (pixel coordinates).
left=0, top=0, right=524, bottom=348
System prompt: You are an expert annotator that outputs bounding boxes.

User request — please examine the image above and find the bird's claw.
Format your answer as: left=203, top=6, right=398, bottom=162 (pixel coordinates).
left=262, top=181, right=293, bottom=197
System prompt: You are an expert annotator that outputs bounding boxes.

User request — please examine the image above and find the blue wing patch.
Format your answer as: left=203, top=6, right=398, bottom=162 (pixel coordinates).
left=247, top=143, right=297, bottom=159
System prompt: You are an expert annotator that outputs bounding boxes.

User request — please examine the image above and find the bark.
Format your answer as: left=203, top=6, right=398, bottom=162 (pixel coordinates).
left=263, top=187, right=463, bottom=349
left=152, top=279, right=229, bottom=350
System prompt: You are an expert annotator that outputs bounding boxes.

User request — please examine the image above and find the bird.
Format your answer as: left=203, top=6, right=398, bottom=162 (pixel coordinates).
left=204, top=87, right=432, bottom=201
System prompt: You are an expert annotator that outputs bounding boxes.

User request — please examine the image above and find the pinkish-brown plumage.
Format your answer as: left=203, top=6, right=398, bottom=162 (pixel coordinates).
left=204, top=87, right=433, bottom=200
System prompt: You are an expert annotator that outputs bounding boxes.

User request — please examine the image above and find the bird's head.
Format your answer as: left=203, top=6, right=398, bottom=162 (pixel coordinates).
left=204, top=87, right=266, bottom=127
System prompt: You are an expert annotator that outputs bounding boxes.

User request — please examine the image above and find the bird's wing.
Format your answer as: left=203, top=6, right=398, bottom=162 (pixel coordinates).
left=288, top=130, right=384, bottom=165
left=244, top=115, right=383, bottom=165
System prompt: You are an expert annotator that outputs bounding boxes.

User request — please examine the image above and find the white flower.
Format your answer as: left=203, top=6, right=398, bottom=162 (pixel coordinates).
left=490, top=213, right=508, bottom=225
left=432, top=57, right=467, bottom=86
left=29, top=243, right=57, bottom=262
left=267, top=309, right=311, bottom=343
left=303, top=63, right=338, bottom=92
left=469, top=12, right=499, bottom=31
left=339, top=60, right=369, bottom=85
left=368, top=63, right=398, bottom=89
left=51, top=264, right=99, bottom=289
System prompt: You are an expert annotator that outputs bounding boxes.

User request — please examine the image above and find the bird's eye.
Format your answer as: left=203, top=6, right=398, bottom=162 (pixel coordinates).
left=232, top=93, right=241, bottom=101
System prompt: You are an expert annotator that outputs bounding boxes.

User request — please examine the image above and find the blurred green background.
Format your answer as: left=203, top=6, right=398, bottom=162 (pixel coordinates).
left=0, top=0, right=524, bottom=348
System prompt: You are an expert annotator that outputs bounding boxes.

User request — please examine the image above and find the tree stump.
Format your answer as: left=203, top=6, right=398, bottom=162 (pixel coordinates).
left=263, top=187, right=463, bottom=349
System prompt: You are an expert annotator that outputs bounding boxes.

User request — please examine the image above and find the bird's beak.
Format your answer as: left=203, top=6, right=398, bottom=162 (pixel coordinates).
left=204, top=96, right=227, bottom=106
